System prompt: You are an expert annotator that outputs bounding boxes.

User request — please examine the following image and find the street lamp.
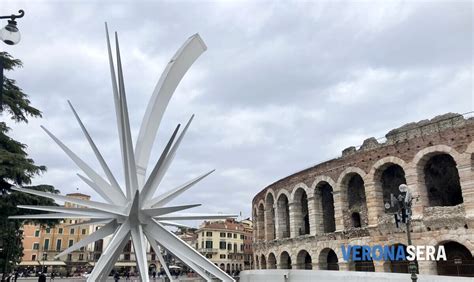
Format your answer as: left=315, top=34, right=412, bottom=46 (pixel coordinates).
left=0, top=10, right=25, bottom=110
left=385, top=184, right=418, bottom=282
left=0, top=10, right=24, bottom=45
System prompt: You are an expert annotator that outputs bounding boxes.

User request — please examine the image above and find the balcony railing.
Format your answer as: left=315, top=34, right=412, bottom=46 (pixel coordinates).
left=198, top=248, right=218, bottom=253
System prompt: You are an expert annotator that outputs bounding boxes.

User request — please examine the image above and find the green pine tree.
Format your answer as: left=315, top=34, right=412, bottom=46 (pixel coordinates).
left=0, top=52, right=58, bottom=280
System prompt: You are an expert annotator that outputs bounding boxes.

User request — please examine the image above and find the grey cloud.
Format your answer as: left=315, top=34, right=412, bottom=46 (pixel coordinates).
left=3, top=0, right=472, bottom=227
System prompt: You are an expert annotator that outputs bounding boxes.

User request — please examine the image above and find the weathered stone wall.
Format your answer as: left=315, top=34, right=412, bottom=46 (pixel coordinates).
left=251, top=113, right=474, bottom=276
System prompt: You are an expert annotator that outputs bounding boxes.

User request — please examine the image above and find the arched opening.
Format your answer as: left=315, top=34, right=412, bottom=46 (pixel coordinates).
left=344, top=173, right=368, bottom=229
left=277, top=194, right=290, bottom=238
left=383, top=244, right=412, bottom=273
left=260, top=254, right=267, bottom=269
left=226, top=263, right=231, bottom=273
left=148, top=263, right=156, bottom=274
left=437, top=241, right=474, bottom=277
left=293, top=188, right=310, bottom=236
left=316, top=182, right=336, bottom=233
left=280, top=251, right=292, bottom=269
left=354, top=258, right=375, bottom=272
left=296, top=250, right=312, bottom=269
left=424, top=154, right=463, bottom=206
left=351, top=212, right=361, bottom=228
left=219, top=263, right=225, bottom=270
left=268, top=253, right=277, bottom=269
left=265, top=193, right=276, bottom=240
left=257, top=203, right=265, bottom=240
left=253, top=207, right=258, bottom=239
left=319, top=248, right=339, bottom=270
left=380, top=164, right=407, bottom=213
left=255, top=255, right=259, bottom=270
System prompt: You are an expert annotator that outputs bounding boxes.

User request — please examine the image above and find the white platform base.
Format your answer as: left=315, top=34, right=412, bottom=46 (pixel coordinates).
left=240, top=270, right=472, bottom=282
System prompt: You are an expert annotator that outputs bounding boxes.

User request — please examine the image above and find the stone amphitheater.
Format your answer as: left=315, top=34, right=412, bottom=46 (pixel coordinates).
left=251, top=113, right=474, bottom=277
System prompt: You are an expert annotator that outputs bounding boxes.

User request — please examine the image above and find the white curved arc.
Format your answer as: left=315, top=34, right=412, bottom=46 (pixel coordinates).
left=147, top=169, right=214, bottom=208
left=11, top=187, right=126, bottom=216
left=40, top=126, right=126, bottom=205
left=135, top=34, right=207, bottom=187
left=55, top=220, right=118, bottom=259
left=68, top=100, right=124, bottom=200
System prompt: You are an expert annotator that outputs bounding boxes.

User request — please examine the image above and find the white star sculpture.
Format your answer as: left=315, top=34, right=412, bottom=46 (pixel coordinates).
left=10, top=24, right=236, bottom=282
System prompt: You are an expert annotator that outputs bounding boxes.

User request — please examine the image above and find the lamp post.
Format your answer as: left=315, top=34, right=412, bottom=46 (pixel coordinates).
left=385, top=184, right=418, bottom=282
left=0, top=9, right=25, bottom=110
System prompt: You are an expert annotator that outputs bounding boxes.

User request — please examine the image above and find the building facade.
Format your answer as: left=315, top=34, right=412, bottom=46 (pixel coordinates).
left=19, top=193, right=163, bottom=276
left=252, top=113, right=474, bottom=277
left=195, top=218, right=254, bottom=274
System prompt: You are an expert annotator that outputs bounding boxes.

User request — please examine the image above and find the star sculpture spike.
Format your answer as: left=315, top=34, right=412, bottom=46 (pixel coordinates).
left=10, top=23, right=237, bottom=282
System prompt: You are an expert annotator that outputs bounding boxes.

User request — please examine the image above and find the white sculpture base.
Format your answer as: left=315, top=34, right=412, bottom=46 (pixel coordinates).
left=239, top=270, right=472, bottom=282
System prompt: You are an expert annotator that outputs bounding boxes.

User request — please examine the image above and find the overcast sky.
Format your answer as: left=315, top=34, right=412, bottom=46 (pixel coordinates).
left=2, top=0, right=472, bottom=227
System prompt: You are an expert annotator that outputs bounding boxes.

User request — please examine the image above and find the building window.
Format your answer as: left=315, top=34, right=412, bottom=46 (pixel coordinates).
left=33, top=243, right=40, bottom=250
left=80, top=247, right=85, bottom=251
left=58, top=228, right=63, bottom=234
left=205, top=241, right=213, bottom=249
left=151, top=254, right=156, bottom=260
left=227, top=233, right=232, bottom=238
left=42, top=254, right=47, bottom=260
left=45, top=228, right=50, bottom=234
left=32, top=254, right=36, bottom=261
left=205, top=254, right=213, bottom=259
left=70, top=228, right=75, bottom=235
left=34, top=230, right=40, bottom=237
left=227, top=243, right=232, bottom=251
left=219, top=241, right=226, bottom=250
left=240, top=235, right=244, bottom=239
left=67, top=254, right=72, bottom=261
left=69, top=240, right=74, bottom=247
left=44, top=239, right=50, bottom=250
left=56, top=239, right=62, bottom=251
left=233, top=234, right=237, bottom=239
left=201, top=241, right=204, bottom=249
left=202, top=232, right=204, bottom=236
left=220, top=232, right=226, bottom=237
left=95, top=253, right=101, bottom=260
left=206, top=231, right=213, bottom=237
left=220, top=254, right=226, bottom=259
left=82, top=229, right=86, bottom=235
left=240, top=244, right=244, bottom=251
left=124, top=254, right=130, bottom=260
left=79, top=254, right=84, bottom=260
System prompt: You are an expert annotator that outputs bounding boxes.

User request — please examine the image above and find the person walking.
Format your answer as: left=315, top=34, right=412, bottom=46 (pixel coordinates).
left=114, top=272, right=120, bottom=282
left=38, top=272, right=46, bottom=282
